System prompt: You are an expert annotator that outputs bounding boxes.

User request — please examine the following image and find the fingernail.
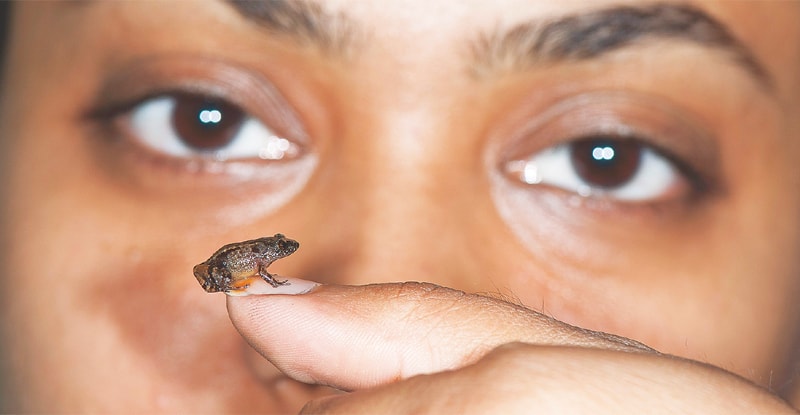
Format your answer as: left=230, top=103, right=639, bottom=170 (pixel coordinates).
left=224, top=277, right=320, bottom=296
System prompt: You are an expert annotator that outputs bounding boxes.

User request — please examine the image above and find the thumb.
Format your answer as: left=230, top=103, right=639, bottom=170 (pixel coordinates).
left=226, top=280, right=651, bottom=391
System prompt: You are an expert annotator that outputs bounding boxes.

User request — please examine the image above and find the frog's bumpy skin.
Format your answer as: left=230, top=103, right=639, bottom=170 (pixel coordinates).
left=193, top=234, right=299, bottom=293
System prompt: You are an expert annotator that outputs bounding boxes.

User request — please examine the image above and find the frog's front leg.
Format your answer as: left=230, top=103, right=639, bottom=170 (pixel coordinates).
left=258, top=262, right=289, bottom=287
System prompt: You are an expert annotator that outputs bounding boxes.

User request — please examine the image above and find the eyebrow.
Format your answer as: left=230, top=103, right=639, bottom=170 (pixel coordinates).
left=224, top=1, right=771, bottom=91
left=471, top=3, right=771, bottom=90
left=226, top=0, right=356, bottom=55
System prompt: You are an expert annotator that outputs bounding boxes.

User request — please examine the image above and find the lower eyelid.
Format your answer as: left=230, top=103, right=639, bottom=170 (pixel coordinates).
left=504, top=140, right=686, bottom=203
left=85, top=55, right=313, bottom=151
left=90, top=100, right=308, bottom=183
left=80, top=57, right=323, bottom=217
left=493, top=92, right=720, bottom=204
left=217, top=118, right=301, bottom=161
left=120, top=93, right=303, bottom=163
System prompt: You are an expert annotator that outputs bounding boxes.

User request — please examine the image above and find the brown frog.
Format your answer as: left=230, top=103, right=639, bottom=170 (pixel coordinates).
left=193, top=234, right=299, bottom=293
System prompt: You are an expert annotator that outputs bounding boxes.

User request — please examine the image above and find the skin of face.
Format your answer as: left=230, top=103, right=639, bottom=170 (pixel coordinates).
left=1, top=0, right=799, bottom=412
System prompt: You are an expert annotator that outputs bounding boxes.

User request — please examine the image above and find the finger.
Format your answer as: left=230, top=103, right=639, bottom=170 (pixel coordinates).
left=226, top=281, right=652, bottom=391
left=299, top=344, right=795, bottom=415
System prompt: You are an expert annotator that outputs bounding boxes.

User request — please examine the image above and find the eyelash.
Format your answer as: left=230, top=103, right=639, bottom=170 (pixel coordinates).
left=122, top=93, right=300, bottom=160
left=496, top=92, right=719, bottom=208
left=505, top=135, right=706, bottom=204
left=85, top=56, right=318, bottom=169
left=85, top=63, right=717, bottom=217
left=86, top=80, right=311, bottom=179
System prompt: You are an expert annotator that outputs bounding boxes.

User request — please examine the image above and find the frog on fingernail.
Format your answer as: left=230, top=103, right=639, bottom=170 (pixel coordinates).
left=193, top=234, right=298, bottom=294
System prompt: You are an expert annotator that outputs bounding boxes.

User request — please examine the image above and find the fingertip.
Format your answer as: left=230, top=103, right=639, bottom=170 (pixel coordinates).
left=225, top=277, right=320, bottom=296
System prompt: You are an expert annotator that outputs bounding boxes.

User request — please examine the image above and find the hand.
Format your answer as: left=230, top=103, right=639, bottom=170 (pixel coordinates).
left=226, top=281, right=795, bottom=414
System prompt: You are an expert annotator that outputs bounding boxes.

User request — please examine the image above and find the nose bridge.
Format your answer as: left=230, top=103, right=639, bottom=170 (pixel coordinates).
left=300, top=107, right=483, bottom=287
left=290, top=38, right=494, bottom=287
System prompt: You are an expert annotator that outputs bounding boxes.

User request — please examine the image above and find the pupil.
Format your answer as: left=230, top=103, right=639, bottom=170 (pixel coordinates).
left=570, top=138, right=642, bottom=188
left=172, top=95, right=246, bottom=150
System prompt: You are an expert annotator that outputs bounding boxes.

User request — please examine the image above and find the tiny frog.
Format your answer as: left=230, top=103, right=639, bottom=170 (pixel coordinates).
left=193, top=234, right=299, bottom=293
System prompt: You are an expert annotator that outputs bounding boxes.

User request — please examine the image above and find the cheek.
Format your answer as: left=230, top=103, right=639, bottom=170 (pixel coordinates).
left=488, top=174, right=800, bottom=387
left=0, top=128, right=292, bottom=411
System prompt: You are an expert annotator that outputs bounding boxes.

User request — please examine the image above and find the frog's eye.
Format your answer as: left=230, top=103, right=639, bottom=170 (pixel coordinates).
left=126, top=94, right=299, bottom=161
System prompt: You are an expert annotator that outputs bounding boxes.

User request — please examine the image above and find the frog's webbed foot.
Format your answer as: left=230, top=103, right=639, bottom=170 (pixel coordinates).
left=258, top=264, right=290, bottom=287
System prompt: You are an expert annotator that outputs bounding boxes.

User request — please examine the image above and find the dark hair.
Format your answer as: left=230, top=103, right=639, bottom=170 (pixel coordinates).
left=0, top=1, right=11, bottom=81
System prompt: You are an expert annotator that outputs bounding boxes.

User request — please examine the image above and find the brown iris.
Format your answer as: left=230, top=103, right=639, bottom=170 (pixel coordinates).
left=171, top=95, right=246, bottom=150
left=570, top=138, right=642, bottom=188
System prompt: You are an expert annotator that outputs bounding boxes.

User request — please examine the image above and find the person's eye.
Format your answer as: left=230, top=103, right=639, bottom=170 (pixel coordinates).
left=494, top=92, right=720, bottom=209
left=125, top=94, right=299, bottom=161
left=505, top=136, right=686, bottom=202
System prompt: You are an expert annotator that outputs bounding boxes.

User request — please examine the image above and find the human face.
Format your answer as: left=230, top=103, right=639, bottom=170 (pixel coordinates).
left=1, top=0, right=799, bottom=412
